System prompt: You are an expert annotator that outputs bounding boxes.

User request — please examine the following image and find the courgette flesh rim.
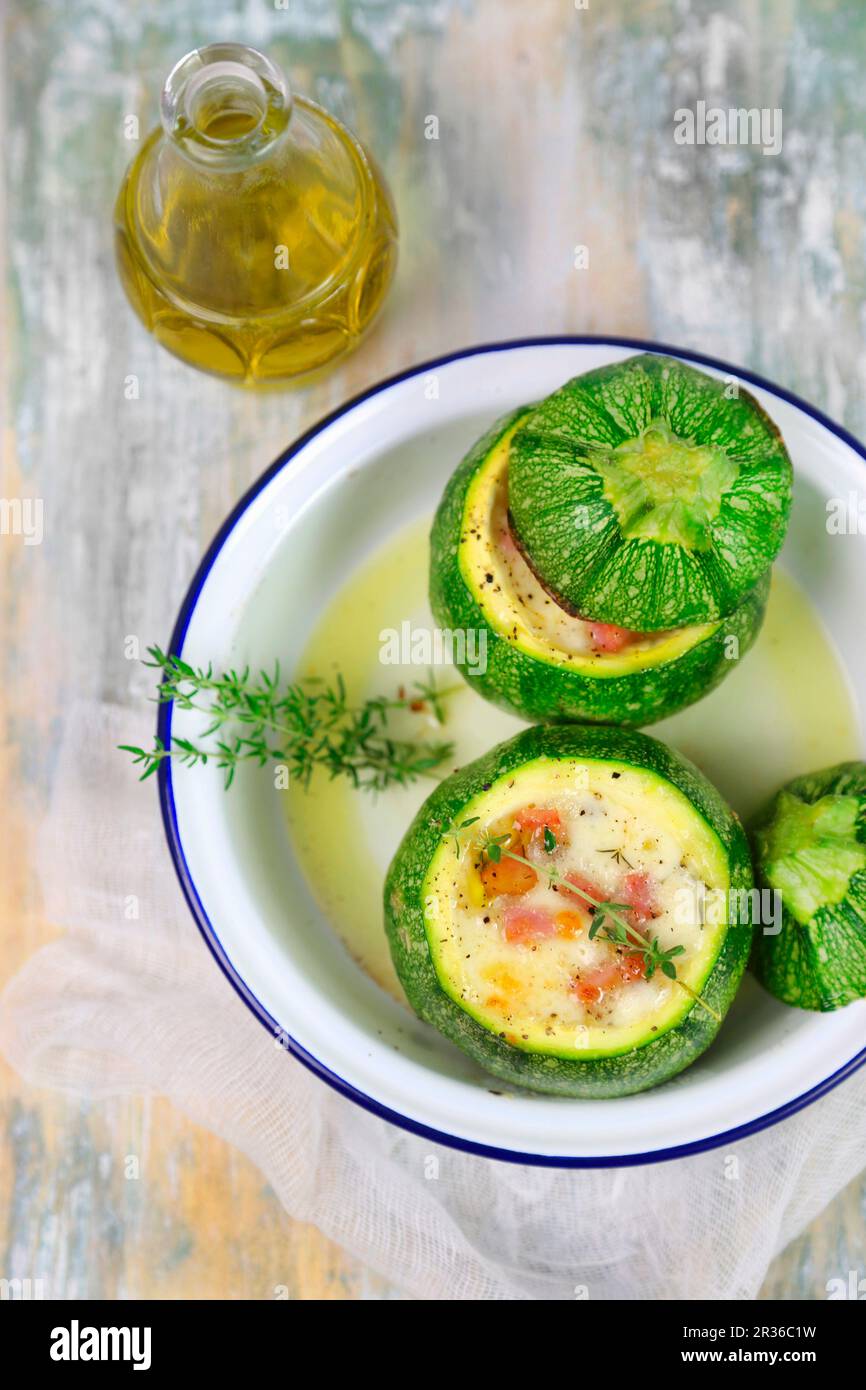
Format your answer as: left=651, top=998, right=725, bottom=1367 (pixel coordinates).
left=384, top=724, right=755, bottom=1098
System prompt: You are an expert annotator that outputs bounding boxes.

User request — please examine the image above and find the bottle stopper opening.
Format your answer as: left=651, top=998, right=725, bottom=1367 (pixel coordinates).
left=161, top=44, right=291, bottom=160
left=184, top=62, right=268, bottom=142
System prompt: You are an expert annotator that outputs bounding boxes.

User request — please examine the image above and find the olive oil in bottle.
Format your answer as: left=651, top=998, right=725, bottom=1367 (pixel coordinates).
left=114, top=44, right=398, bottom=384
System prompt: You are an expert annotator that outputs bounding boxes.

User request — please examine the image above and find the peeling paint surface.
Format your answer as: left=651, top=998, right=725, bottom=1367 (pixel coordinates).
left=1, top=0, right=865, bottom=1299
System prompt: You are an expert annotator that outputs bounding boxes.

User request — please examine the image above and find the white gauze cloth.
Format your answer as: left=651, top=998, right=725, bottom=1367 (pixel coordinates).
left=1, top=700, right=865, bottom=1301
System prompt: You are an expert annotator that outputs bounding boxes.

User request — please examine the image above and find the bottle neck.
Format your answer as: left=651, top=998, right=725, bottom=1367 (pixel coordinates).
left=161, top=44, right=292, bottom=170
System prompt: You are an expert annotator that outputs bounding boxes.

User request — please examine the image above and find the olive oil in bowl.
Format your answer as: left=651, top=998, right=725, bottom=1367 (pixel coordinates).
left=114, top=44, right=398, bottom=384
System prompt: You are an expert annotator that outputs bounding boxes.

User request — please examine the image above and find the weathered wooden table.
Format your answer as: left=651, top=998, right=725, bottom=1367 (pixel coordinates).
left=2, top=0, right=864, bottom=1299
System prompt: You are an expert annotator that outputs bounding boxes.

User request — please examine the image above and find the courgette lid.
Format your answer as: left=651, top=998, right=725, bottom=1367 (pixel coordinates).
left=751, top=762, right=866, bottom=1011
left=507, top=354, right=793, bottom=630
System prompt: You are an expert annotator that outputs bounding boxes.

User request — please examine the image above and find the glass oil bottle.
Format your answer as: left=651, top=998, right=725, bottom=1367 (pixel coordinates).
left=114, top=44, right=398, bottom=385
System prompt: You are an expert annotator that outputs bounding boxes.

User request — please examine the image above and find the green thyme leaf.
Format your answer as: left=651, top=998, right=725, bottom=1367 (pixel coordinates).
left=121, top=649, right=461, bottom=793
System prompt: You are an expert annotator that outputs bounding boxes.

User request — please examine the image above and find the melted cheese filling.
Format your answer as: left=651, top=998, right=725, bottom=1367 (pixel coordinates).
left=423, top=758, right=730, bottom=1058
left=459, top=424, right=718, bottom=670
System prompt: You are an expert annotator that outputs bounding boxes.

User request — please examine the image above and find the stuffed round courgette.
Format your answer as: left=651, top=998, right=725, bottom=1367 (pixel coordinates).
left=429, top=409, right=770, bottom=726
left=384, top=723, right=754, bottom=1097
left=751, top=762, right=866, bottom=1011
left=507, top=354, right=792, bottom=630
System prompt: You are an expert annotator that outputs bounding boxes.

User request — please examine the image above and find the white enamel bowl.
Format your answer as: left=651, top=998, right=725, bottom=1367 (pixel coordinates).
left=159, top=338, right=866, bottom=1165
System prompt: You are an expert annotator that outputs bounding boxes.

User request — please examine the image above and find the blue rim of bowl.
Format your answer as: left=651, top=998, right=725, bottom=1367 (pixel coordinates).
left=158, top=335, right=866, bottom=1168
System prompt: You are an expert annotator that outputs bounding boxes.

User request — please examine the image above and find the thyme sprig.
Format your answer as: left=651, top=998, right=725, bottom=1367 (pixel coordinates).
left=598, top=846, right=634, bottom=869
left=449, top=818, right=720, bottom=1022
left=121, top=646, right=460, bottom=792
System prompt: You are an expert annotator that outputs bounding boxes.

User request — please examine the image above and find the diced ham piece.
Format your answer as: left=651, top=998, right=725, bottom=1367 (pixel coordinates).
left=560, top=871, right=605, bottom=911
left=514, top=805, right=567, bottom=864
left=619, top=952, right=649, bottom=982
left=586, top=620, right=638, bottom=653
left=574, top=950, right=648, bottom=1003
left=573, top=959, right=623, bottom=1004
left=620, top=871, right=657, bottom=923
left=514, top=806, right=563, bottom=836
left=501, top=905, right=558, bottom=944
left=498, top=524, right=520, bottom=559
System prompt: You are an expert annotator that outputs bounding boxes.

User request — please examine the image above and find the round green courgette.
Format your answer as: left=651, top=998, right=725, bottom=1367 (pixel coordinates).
left=384, top=724, right=754, bottom=1098
left=751, top=762, right=866, bottom=1011
left=507, top=354, right=792, bottom=630
left=429, top=409, right=770, bottom=726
